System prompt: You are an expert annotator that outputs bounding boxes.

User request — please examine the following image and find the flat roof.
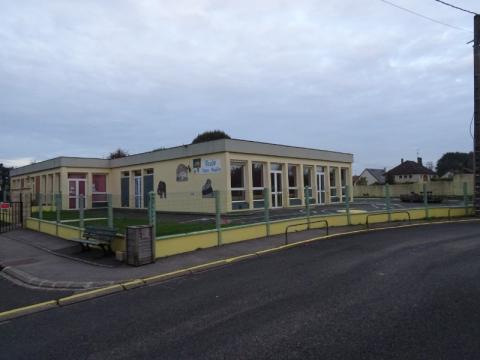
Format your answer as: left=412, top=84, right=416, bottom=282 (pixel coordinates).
left=10, top=138, right=353, bottom=177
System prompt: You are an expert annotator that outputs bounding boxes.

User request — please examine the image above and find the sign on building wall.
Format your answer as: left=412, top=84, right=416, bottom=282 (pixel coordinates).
left=194, top=159, right=222, bottom=174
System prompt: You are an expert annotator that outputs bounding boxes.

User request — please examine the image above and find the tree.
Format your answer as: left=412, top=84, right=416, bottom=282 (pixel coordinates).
left=0, top=163, right=11, bottom=201
left=108, top=148, right=129, bottom=159
left=192, top=130, right=231, bottom=144
left=436, top=152, right=473, bottom=177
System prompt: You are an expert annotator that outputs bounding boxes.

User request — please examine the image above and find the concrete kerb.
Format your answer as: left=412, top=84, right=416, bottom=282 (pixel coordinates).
left=0, top=300, right=58, bottom=322
left=1, top=217, right=479, bottom=323
left=57, top=285, right=124, bottom=306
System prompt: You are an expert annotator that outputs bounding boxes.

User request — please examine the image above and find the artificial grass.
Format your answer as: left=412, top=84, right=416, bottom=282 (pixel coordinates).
left=31, top=211, right=219, bottom=237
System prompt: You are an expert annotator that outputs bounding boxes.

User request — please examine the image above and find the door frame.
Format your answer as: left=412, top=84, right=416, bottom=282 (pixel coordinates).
left=270, top=170, right=283, bottom=208
left=316, top=170, right=326, bottom=205
left=68, top=178, right=86, bottom=210
left=134, top=175, right=142, bottom=208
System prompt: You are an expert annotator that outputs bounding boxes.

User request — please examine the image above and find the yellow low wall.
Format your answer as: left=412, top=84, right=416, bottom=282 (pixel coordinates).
left=26, top=206, right=473, bottom=260
left=153, top=206, right=473, bottom=258
left=25, top=218, right=125, bottom=252
left=31, top=206, right=56, bottom=213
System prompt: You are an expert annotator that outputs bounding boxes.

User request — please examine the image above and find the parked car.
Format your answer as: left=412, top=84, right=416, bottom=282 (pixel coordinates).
left=400, top=192, right=443, bottom=203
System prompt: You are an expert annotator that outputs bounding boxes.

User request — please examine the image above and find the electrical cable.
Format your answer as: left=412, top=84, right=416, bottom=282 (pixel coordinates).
left=432, top=0, right=478, bottom=16
left=379, top=0, right=473, bottom=33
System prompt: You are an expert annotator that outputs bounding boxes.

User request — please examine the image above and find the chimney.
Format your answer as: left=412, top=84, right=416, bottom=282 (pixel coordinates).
left=401, top=158, right=404, bottom=164
left=417, top=157, right=422, bottom=166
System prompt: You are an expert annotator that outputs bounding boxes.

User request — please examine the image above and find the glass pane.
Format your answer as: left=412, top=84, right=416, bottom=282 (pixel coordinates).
left=289, top=189, right=298, bottom=198
left=270, top=173, right=274, bottom=189
left=277, top=173, right=282, bottom=190
left=92, top=174, right=106, bottom=192
left=78, top=181, right=85, bottom=196
left=230, top=164, right=244, bottom=188
left=252, top=163, right=263, bottom=188
left=69, top=198, right=76, bottom=209
left=341, top=169, right=347, bottom=186
left=303, top=167, right=312, bottom=187
left=271, top=163, right=282, bottom=171
left=92, top=193, right=107, bottom=202
left=330, top=168, right=336, bottom=184
left=253, top=189, right=264, bottom=200
left=231, top=190, right=245, bottom=201
left=68, top=181, right=76, bottom=197
left=288, top=165, right=297, bottom=187
left=278, top=194, right=282, bottom=207
left=68, top=173, right=86, bottom=179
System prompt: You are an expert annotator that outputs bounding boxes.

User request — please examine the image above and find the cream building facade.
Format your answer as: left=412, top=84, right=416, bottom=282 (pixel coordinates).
left=10, top=139, right=353, bottom=213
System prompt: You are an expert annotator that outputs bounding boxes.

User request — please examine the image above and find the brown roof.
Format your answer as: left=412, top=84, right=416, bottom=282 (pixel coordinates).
left=387, top=160, right=435, bottom=176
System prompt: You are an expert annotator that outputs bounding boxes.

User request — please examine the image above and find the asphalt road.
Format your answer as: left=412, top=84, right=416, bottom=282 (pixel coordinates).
left=2, top=222, right=480, bottom=359
left=0, top=277, right=72, bottom=312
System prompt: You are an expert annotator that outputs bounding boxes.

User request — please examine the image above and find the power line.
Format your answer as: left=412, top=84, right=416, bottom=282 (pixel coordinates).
left=379, top=0, right=473, bottom=33
left=432, top=0, right=478, bottom=16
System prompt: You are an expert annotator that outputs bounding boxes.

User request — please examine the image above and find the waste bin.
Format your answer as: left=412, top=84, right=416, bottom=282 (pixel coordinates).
left=126, top=225, right=155, bottom=266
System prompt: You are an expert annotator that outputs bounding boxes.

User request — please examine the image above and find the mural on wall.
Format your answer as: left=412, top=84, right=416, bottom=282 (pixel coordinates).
left=176, top=164, right=189, bottom=182
left=157, top=181, right=167, bottom=198
left=202, top=179, right=214, bottom=198
left=193, top=159, right=222, bottom=174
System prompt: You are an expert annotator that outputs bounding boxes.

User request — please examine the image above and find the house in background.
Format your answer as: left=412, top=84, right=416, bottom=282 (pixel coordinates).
left=354, top=168, right=386, bottom=185
left=386, top=158, right=435, bottom=184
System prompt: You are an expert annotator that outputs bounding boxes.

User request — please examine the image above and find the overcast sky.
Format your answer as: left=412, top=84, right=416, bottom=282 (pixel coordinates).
left=1, top=0, right=478, bottom=173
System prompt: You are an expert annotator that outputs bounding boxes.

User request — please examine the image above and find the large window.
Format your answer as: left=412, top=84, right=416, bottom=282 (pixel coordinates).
left=330, top=167, right=339, bottom=202
left=231, top=161, right=247, bottom=209
left=288, top=165, right=300, bottom=205
left=252, top=162, right=264, bottom=208
left=92, top=174, right=107, bottom=207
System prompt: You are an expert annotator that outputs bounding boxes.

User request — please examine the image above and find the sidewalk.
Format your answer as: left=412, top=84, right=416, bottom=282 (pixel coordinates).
left=0, top=218, right=464, bottom=291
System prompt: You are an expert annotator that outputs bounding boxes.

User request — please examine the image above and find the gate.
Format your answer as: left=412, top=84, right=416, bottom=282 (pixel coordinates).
left=0, top=202, right=23, bottom=233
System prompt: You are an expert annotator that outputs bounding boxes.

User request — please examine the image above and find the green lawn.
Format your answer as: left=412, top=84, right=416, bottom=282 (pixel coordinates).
left=31, top=210, right=220, bottom=237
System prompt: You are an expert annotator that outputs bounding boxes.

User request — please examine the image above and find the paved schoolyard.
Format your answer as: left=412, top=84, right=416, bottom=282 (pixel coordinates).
left=2, top=222, right=480, bottom=359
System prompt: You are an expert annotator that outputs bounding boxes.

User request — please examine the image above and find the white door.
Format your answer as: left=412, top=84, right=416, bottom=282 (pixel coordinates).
left=270, top=171, right=283, bottom=208
left=316, top=171, right=326, bottom=205
left=68, top=179, right=86, bottom=209
left=134, top=176, right=142, bottom=208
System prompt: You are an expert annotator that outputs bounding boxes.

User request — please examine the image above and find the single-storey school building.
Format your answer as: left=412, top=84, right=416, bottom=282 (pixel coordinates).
left=10, top=138, right=354, bottom=213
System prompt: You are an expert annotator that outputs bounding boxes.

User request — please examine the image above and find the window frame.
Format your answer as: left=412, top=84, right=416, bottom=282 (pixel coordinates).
left=230, top=161, right=247, bottom=205
left=288, top=164, right=299, bottom=200
left=252, top=162, right=265, bottom=208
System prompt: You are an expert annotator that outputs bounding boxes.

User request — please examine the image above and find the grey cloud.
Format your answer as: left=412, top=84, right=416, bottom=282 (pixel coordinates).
left=0, top=0, right=477, bottom=171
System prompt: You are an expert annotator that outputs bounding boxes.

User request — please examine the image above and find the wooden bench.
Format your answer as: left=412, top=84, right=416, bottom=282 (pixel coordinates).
left=73, top=225, right=117, bottom=255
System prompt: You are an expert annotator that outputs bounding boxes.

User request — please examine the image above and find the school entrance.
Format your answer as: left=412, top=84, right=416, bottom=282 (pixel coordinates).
left=0, top=201, right=23, bottom=233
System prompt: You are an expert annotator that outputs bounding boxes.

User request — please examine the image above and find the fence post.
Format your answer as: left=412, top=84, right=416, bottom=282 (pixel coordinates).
left=264, top=188, right=270, bottom=237
left=79, top=194, right=85, bottom=230
left=345, top=185, right=351, bottom=225
left=385, top=183, right=391, bottom=222
left=463, top=181, right=469, bottom=215
left=38, top=193, right=43, bottom=221
left=55, top=193, right=61, bottom=224
left=304, top=186, right=311, bottom=229
left=55, top=193, right=61, bottom=236
left=423, top=183, right=429, bottom=220
left=148, top=191, right=156, bottom=240
left=107, top=193, right=113, bottom=228
left=214, top=191, right=222, bottom=246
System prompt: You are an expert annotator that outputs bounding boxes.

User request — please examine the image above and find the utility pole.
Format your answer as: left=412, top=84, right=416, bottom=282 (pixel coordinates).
left=474, top=15, right=480, bottom=215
